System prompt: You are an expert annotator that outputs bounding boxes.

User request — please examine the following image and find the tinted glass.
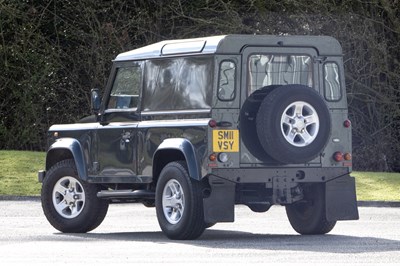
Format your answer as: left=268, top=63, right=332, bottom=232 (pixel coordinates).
left=248, top=55, right=312, bottom=94
left=107, top=66, right=142, bottom=110
left=324, top=62, right=341, bottom=101
left=218, top=61, right=236, bottom=101
left=142, top=57, right=213, bottom=111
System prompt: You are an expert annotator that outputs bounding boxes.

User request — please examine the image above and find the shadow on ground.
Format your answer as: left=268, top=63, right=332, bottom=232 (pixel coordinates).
left=59, top=229, right=400, bottom=254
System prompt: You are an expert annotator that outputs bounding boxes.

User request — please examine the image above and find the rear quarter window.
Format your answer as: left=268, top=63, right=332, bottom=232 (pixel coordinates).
left=323, top=62, right=342, bottom=101
left=218, top=60, right=236, bottom=101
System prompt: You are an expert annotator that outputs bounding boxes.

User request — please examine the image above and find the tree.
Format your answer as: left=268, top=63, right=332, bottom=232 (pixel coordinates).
left=0, top=0, right=399, bottom=171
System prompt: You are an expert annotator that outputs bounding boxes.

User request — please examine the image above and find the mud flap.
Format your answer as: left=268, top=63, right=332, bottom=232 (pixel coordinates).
left=326, top=174, right=359, bottom=221
left=203, top=176, right=235, bottom=224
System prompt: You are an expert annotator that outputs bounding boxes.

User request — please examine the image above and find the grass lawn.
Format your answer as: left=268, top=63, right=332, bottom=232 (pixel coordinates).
left=354, top=171, right=400, bottom=201
left=0, top=150, right=399, bottom=201
left=0, top=150, right=45, bottom=196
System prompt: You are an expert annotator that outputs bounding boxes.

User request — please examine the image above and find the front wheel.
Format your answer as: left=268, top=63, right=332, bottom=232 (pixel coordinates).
left=41, top=159, right=109, bottom=233
left=285, top=184, right=336, bottom=235
left=155, top=161, right=206, bottom=240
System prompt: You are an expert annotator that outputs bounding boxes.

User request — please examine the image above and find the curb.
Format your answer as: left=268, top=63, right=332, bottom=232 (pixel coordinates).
left=357, top=201, right=400, bottom=208
left=0, top=196, right=399, bottom=207
left=0, top=196, right=40, bottom=201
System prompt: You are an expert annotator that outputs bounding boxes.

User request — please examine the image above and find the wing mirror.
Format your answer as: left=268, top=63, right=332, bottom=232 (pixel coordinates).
left=91, top=88, right=101, bottom=114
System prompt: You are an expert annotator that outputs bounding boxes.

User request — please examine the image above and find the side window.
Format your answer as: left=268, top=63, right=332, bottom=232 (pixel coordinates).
left=218, top=61, right=236, bottom=101
left=323, top=62, right=342, bottom=101
left=107, top=65, right=142, bottom=110
left=142, top=57, right=213, bottom=111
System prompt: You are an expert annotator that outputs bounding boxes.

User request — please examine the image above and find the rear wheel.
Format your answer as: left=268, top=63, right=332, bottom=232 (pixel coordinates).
left=41, top=159, right=109, bottom=233
left=155, top=161, right=206, bottom=240
left=285, top=184, right=336, bottom=235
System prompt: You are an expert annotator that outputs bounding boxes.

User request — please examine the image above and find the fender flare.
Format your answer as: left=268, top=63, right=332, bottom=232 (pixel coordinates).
left=46, top=138, right=88, bottom=181
left=153, top=138, right=201, bottom=180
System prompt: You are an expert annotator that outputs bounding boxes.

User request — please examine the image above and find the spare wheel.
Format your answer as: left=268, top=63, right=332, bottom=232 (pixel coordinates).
left=256, top=84, right=331, bottom=164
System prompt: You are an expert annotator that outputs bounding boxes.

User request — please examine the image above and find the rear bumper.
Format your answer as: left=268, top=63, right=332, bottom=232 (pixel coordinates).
left=203, top=168, right=358, bottom=223
left=210, top=167, right=350, bottom=183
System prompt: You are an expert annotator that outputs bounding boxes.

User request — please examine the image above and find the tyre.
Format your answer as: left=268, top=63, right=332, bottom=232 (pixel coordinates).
left=248, top=203, right=271, bottom=213
left=41, top=159, right=109, bottom=233
left=142, top=200, right=155, bottom=208
left=155, top=161, right=206, bottom=240
left=205, top=223, right=216, bottom=229
left=240, top=85, right=281, bottom=162
left=256, top=84, right=331, bottom=164
left=285, top=184, right=336, bottom=234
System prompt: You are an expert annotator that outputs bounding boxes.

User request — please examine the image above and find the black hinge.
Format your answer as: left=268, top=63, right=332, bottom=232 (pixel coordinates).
left=93, top=162, right=100, bottom=172
left=314, top=56, right=327, bottom=63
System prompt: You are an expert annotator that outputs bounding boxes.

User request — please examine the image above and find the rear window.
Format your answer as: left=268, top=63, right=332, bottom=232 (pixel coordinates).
left=248, top=54, right=312, bottom=94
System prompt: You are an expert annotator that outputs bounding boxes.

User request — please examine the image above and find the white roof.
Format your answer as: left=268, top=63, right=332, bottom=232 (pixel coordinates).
left=115, top=35, right=226, bottom=61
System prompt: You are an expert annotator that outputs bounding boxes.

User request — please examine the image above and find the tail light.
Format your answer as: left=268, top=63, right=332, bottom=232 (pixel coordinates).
left=209, top=153, right=217, bottom=161
left=209, top=119, right=232, bottom=128
left=344, top=153, right=352, bottom=161
left=208, top=119, right=217, bottom=128
left=343, top=119, right=351, bottom=128
left=333, top=151, right=352, bottom=162
left=333, top=151, right=344, bottom=162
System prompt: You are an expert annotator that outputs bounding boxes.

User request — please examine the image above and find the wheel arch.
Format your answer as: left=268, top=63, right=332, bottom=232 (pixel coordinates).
left=46, top=138, right=88, bottom=181
left=153, top=138, right=201, bottom=182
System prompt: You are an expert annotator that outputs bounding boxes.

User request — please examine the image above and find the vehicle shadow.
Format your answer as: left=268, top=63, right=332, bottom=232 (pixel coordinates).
left=63, top=229, right=400, bottom=254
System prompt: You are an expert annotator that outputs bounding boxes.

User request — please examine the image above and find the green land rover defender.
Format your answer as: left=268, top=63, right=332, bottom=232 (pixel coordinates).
left=38, top=35, right=359, bottom=240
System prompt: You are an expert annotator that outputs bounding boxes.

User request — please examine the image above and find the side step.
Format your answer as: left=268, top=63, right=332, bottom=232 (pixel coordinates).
left=97, top=189, right=155, bottom=200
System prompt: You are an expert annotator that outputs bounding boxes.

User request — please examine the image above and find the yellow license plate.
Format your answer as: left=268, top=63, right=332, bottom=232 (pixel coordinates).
left=213, top=130, right=239, bottom=152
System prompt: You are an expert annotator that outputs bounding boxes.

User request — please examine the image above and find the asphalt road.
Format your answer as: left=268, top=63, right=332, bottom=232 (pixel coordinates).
left=0, top=200, right=399, bottom=265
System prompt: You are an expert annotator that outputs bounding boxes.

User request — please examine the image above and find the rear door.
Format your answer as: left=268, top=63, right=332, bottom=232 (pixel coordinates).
left=242, top=47, right=319, bottom=98
left=240, top=47, right=320, bottom=165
